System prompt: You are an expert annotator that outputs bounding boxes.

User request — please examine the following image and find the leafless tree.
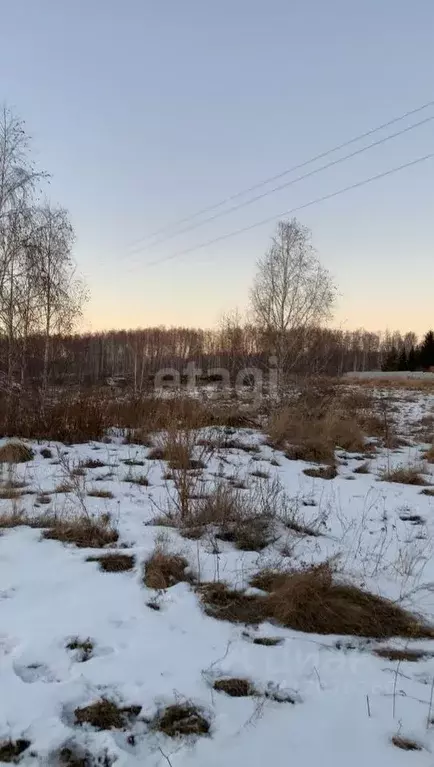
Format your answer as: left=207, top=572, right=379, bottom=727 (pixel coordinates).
left=250, top=218, right=336, bottom=381
left=30, top=204, right=87, bottom=392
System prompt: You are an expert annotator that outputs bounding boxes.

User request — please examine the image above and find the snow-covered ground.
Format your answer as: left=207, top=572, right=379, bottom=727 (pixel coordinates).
left=1, top=388, right=434, bottom=765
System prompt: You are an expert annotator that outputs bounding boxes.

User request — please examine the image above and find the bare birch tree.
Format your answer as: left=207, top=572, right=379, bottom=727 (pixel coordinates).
left=31, top=204, right=86, bottom=392
left=250, top=218, right=336, bottom=381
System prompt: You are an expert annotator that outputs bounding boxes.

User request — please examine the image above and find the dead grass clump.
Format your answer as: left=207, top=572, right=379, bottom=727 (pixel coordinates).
left=217, top=515, right=272, bottom=551
left=269, top=390, right=367, bottom=462
left=0, top=441, right=33, bottom=464
left=250, top=469, right=270, bottom=479
left=35, top=493, right=51, bottom=505
left=43, top=516, right=118, bottom=548
left=152, top=704, right=210, bottom=738
left=0, top=509, right=56, bottom=530
left=380, top=465, right=429, bottom=486
left=123, top=458, right=145, bottom=466
left=223, top=439, right=261, bottom=454
left=374, top=647, right=430, bottom=662
left=255, top=562, right=434, bottom=638
left=87, top=553, right=135, bottom=572
left=0, top=487, right=23, bottom=500
left=81, top=458, right=106, bottom=469
left=353, top=461, right=370, bottom=474
left=66, top=637, right=94, bottom=662
left=391, top=735, right=423, bottom=752
left=149, top=439, right=207, bottom=471
left=74, top=698, right=141, bottom=730
left=143, top=548, right=192, bottom=589
left=147, top=447, right=165, bottom=460
left=199, top=582, right=268, bottom=624
left=213, top=678, right=255, bottom=697
left=124, top=474, right=149, bottom=486
left=181, top=481, right=276, bottom=551
left=0, top=739, right=31, bottom=762
left=253, top=636, right=283, bottom=646
left=303, top=465, right=337, bottom=480
left=87, top=488, right=114, bottom=499
left=58, top=744, right=113, bottom=766
left=421, top=488, right=434, bottom=496
left=55, top=482, right=73, bottom=493
left=285, top=439, right=335, bottom=463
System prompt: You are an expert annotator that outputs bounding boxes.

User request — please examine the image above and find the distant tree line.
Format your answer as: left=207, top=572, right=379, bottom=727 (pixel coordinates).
left=1, top=325, right=431, bottom=390
left=0, top=107, right=431, bottom=394
left=382, top=330, right=434, bottom=372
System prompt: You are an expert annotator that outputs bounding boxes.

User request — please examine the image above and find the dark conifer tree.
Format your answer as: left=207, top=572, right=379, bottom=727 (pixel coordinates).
left=419, top=330, right=434, bottom=369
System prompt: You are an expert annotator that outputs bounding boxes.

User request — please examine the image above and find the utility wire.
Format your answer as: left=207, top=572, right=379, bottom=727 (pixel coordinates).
left=131, top=152, right=433, bottom=271
left=126, top=98, right=434, bottom=251
left=126, top=114, right=434, bottom=256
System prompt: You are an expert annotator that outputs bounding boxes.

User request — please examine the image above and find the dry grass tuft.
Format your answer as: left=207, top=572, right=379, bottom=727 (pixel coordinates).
left=213, top=678, right=256, bottom=697
left=55, top=482, right=73, bottom=494
left=380, top=465, right=429, bottom=486
left=0, top=487, right=23, bottom=500
left=303, top=465, right=337, bottom=480
left=250, top=469, right=270, bottom=479
left=58, top=743, right=114, bottom=766
left=81, top=458, right=106, bottom=469
left=391, top=735, right=423, bottom=752
left=122, top=458, right=145, bottom=466
left=421, top=487, right=434, bottom=496
left=152, top=704, right=210, bottom=738
left=87, top=553, right=135, bottom=572
left=0, top=509, right=57, bottom=530
left=143, top=547, right=192, bottom=589
left=74, top=698, right=141, bottom=730
left=0, top=739, right=31, bottom=762
left=43, top=516, right=118, bottom=548
left=36, top=493, right=51, bottom=504
left=253, top=636, right=284, bottom=646
left=269, top=390, right=368, bottom=464
left=252, top=563, right=434, bottom=638
left=124, top=473, right=149, bottom=486
left=353, top=461, right=370, bottom=474
left=87, top=488, right=114, bottom=499
left=177, top=478, right=284, bottom=551
left=0, top=441, right=33, bottom=464
left=66, top=637, right=94, bottom=662
left=374, top=647, right=431, bottom=662
left=198, top=582, right=268, bottom=625
left=201, top=564, right=434, bottom=636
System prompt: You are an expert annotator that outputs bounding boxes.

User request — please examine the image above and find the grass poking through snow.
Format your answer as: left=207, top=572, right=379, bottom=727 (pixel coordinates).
left=87, top=553, right=135, bottom=572
left=74, top=698, right=141, bottom=730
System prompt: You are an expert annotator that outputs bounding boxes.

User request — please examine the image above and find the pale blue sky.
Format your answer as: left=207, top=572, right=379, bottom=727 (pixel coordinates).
left=1, top=0, right=433, bottom=333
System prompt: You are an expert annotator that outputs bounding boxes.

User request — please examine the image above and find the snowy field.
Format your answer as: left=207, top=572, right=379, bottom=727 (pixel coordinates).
left=1, top=387, right=434, bottom=765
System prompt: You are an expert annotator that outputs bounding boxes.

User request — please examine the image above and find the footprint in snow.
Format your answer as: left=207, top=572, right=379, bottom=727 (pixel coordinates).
left=13, top=660, right=60, bottom=684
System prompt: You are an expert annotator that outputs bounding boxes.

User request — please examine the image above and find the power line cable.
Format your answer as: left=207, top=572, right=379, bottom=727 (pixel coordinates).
left=126, top=114, right=434, bottom=256
left=126, top=98, right=434, bottom=251
left=131, top=152, right=433, bottom=271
